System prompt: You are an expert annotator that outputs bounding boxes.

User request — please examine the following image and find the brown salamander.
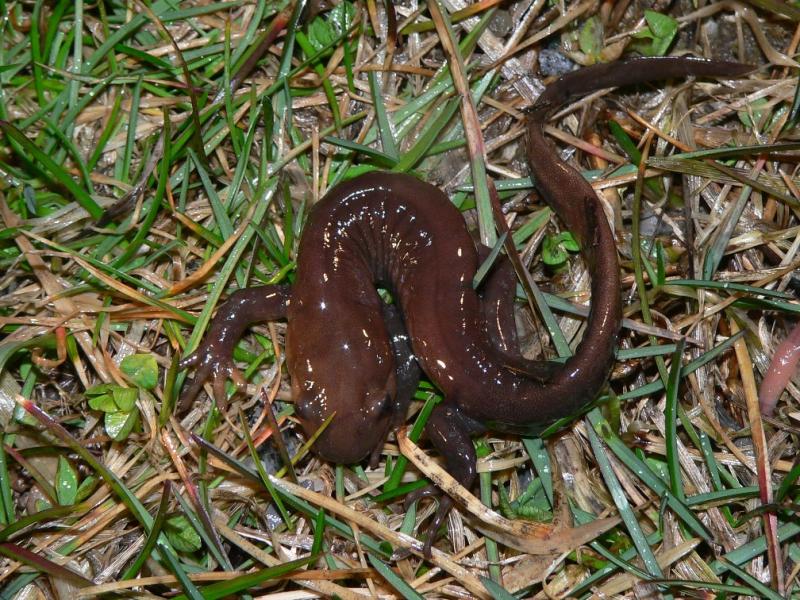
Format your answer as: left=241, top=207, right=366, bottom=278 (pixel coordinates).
left=181, top=56, right=749, bottom=550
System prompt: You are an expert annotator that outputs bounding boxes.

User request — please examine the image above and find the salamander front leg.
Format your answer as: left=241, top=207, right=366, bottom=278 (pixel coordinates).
left=179, top=285, right=292, bottom=411
left=414, top=403, right=484, bottom=556
left=368, top=302, right=421, bottom=468
left=381, top=303, right=421, bottom=429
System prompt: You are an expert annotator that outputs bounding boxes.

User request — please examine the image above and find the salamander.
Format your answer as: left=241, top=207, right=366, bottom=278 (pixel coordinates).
left=180, top=56, right=749, bottom=551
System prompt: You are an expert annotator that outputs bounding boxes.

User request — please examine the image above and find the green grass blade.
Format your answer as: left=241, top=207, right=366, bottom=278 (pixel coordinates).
left=368, top=71, right=399, bottom=159
left=587, top=409, right=711, bottom=541
left=368, top=553, right=425, bottom=599
left=587, top=422, right=663, bottom=578
left=0, top=120, right=102, bottom=218
left=121, top=481, right=172, bottom=579
left=172, top=555, right=316, bottom=600
left=664, top=339, right=686, bottom=501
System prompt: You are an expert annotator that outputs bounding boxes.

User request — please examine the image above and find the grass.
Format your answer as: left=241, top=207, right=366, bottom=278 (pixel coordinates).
left=0, top=0, right=799, bottom=598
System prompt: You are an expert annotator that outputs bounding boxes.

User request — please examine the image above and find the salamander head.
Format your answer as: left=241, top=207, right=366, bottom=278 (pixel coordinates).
left=294, top=381, right=395, bottom=465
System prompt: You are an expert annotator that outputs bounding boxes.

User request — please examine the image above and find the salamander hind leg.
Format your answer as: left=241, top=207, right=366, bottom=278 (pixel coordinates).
left=477, top=247, right=565, bottom=383
left=381, top=303, right=421, bottom=426
left=368, top=302, right=421, bottom=468
left=179, top=285, right=291, bottom=411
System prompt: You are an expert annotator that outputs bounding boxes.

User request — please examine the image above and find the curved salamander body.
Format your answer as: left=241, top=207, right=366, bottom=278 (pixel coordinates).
left=181, top=56, right=749, bottom=549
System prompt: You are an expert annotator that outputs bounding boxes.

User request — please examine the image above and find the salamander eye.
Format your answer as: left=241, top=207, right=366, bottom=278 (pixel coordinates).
left=294, top=399, right=312, bottom=420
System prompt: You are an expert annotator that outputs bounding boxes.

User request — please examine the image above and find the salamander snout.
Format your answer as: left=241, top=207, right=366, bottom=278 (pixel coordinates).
left=295, top=387, right=394, bottom=465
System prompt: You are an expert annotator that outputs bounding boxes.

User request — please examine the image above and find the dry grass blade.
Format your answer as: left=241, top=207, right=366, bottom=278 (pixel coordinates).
left=264, top=473, right=491, bottom=599
left=398, top=428, right=620, bottom=554
left=0, top=542, right=94, bottom=588
left=731, top=320, right=784, bottom=593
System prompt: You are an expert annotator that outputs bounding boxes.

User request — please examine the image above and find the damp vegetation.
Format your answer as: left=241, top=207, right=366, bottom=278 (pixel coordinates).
left=1, top=1, right=799, bottom=598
